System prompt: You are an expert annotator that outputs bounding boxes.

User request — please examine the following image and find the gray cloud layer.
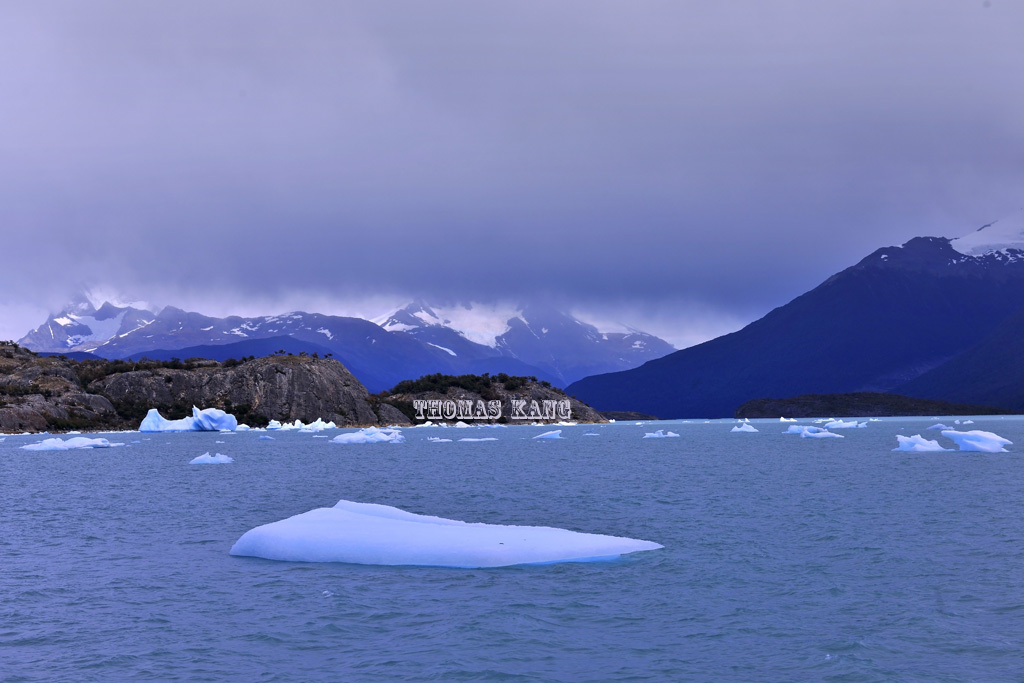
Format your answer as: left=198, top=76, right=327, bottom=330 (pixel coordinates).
left=2, top=1, right=1022, bottom=341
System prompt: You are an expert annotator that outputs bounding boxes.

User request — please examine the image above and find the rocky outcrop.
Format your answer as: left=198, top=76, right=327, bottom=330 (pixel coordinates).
left=0, top=342, right=392, bottom=432
left=89, top=355, right=381, bottom=427
left=378, top=373, right=604, bottom=424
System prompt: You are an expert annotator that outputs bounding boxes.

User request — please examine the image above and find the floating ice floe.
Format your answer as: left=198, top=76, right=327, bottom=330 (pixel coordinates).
left=229, top=499, right=663, bottom=568
left=22, top=436, right=124, bottom=451
left=268, top=418, right=337, bottom=432
left=785, top=425, right=843, bottom=439
left=963, top=420, right=975, bottom=425
left=823, top=420, right=867, bottom=429
left=927, top=423, right=952, bottom=431
left=237, top=424, right=251, bottom=432
left=893, top=435, right=949, bottom=452
left=940, top=429, right=1012, bottom=453
left=454, top=421, right=470, bottom=428
left=330, top=427, right=405, bottom=444
left=534, top=430, right=563, bottom=439
left=459, top=437, right=498, bottom=442
left=190, top=452, right=233, bottom=464
left=643, top=430, right=680, bottom=438
left=259, top=435, right=274, bottom=441
left=731, top=423, right=758, bottom=433
left=140, top=406, right=238, bottom=432
left=779, top=417, right=797, bottom=422
left=427, top=437, right=452, bottom=443
left=583, top=432, right=600, bottom=436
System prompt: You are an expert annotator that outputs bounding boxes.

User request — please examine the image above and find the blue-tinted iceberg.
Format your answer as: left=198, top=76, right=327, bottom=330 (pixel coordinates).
left=731, top=423, right=758, bottom=433
left=22, top=436, right=123, bottom=451
left=941, top=429, right=1012, bottom=453
left=229, top=499, right=663, bottom=568
left=893, top=434, right=949, bottom=452
left=139, top=406, right=238, bottom=432
left=643, top=430, right=680, bottom=438
left=330, top=427, right=404, bottom=444
left=190, top=452, right=233, bottom=464
left=824, top=419, right=866, bottom=429
left=786, top=425, right=843, bottom=439
left=927, top=423, right=952, bottom=431
left=459, top=437, right=497, bottom=442
left=534, top=430, right=563, bottom=439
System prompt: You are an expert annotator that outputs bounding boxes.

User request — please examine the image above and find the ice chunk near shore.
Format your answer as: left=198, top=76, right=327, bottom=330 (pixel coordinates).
left=229, top=499, right=663, bottom=568
left=330, top=427, right=404, bottom=444
left=643, top=430, right=680, bottom=438
left=941, top=429, right=1012, bottom=453
left=190, top=452, right=233, bottom=464
left=927, top=423, right=951, bottom=431
left=534, top=430, right=563, bottom=439
left=893, top=435, right=949, bottom=452
left=139, top=406, right=238, bottom=432
left=824, top=419, right=866, bottom=429
left=731, top=423, right=758, bottom=433
left=22, top=436, right=124, bottom=451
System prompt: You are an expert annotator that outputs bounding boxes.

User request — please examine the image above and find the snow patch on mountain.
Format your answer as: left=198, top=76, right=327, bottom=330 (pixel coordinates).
left=950, top=209, right=1024, bottom=257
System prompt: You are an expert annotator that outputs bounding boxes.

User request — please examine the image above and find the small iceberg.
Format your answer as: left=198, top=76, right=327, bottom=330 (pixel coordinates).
left=229, top=499, right=663, bottom=568
left=459, top=437, right=498, bottom=442
left=941, top=429, right=1012, bottom=453
left=190, top=452, right=233, bottom=464
left=779, top=417, right=797, bottom=422
left=258, top=435, right=274, bottom=441
left=786, top=425, right=843, bottom=439
left=427, top=437, right=453, bottom=443
left=22, top=436, right=123, bottom=451
left=330, top=427, right=405, bottom=444
left=268, top=418, right=337, bottom=431
left=731, top=423, right=758, bottom=433
left=583, top=432, right=600, bottom=436
left=534, top=430, right=563, bottom=439
left=643, top=430, right=680, bottom=438
left=926, top=423, right=951, bottom=431
left=893, top=435, right=949, bottom=452
left=140, top=406, right=238, bottom=432
left=823, top=419, right=866, bottom=429
left=963, top=419, right=975, bottom=425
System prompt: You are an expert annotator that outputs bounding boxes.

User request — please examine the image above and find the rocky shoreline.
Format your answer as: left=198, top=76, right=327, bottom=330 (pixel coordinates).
left=1, top=342, right=602, bottom=433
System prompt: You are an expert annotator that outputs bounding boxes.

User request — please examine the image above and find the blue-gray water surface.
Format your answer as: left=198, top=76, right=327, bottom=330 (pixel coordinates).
left=2, top=417, right=1024, bottom=681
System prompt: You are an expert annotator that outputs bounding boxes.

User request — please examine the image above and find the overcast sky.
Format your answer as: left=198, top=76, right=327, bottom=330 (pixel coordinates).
left=2, top=1, right=1022, bottom=346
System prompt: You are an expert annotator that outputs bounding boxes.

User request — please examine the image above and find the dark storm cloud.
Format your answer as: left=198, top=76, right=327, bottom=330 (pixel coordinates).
left=2, top=1, right=1023, bottom=340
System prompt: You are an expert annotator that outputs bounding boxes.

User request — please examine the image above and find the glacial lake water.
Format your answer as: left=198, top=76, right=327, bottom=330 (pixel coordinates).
left=2, top=417, right=1024, bottom=681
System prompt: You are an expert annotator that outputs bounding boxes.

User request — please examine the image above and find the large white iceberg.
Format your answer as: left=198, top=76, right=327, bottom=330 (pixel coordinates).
left=893, top=434, right=949, bottom=452
left=731, top=423, right=758, bottom=433
left=229, top=499, right=663, bottom=568
left=941, top=429, right=1012, bottom=453
left=22, top=436, right=123, bottom=451
left=330, top=427, right=404, bottom=444
left=533, top=430, right=563, bottom=439
left=190, top=452, right=234, bottom=464
left=140, top=406, right=238, bottom=432
left=643, top=430, right=680, bottom=438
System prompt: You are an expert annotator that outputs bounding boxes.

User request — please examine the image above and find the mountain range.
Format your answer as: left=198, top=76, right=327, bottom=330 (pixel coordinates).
left=18, top=299, right=675, bottom=393
left=567, top=210, right=1024, bottom=416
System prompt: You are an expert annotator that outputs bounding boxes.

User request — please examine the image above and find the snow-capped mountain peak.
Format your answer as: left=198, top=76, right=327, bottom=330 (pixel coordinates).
left=950, top=209, right=1024, bottom=256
